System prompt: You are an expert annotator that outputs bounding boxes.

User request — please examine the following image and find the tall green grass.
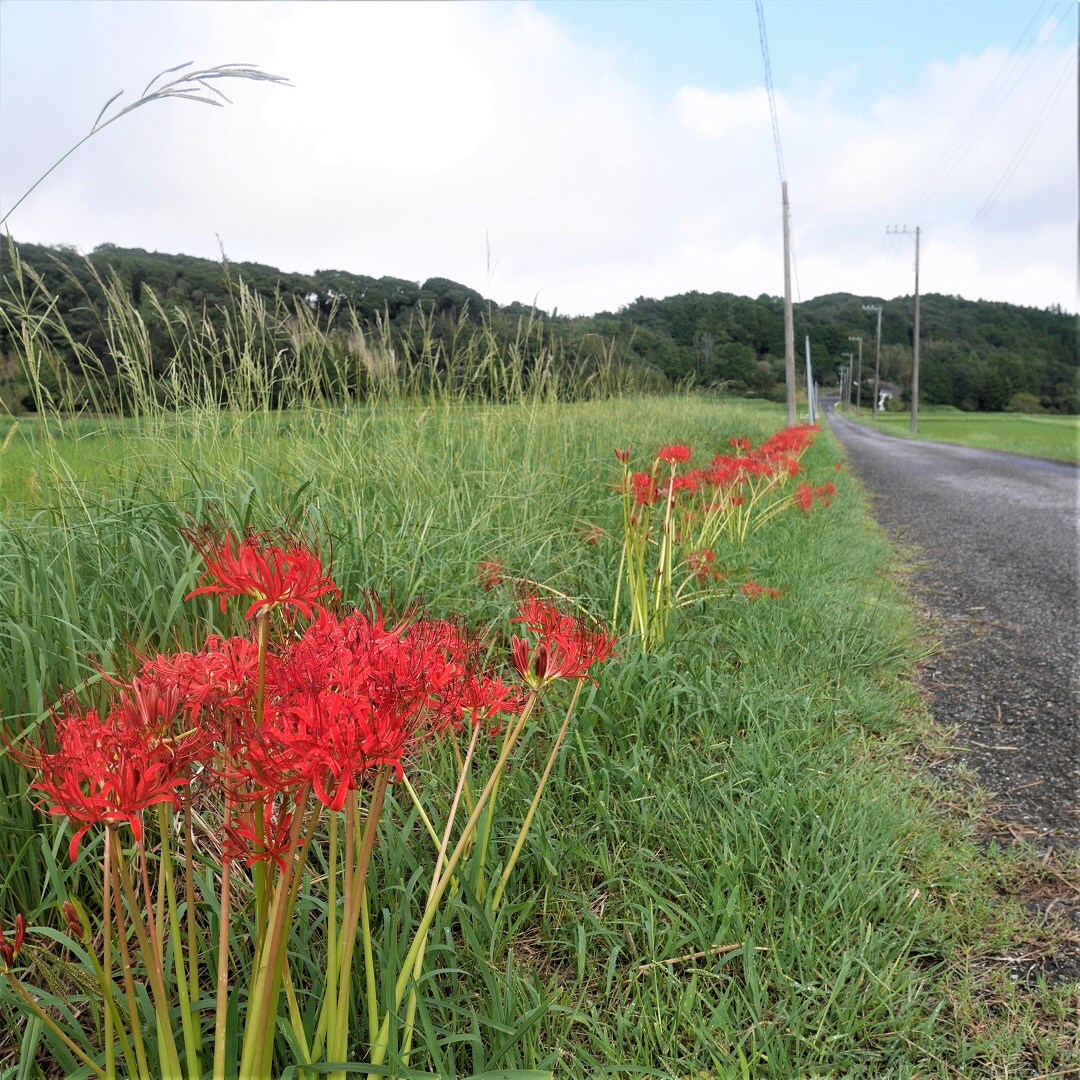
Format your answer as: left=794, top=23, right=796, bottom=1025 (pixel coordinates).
left=1, top=392, right=1074, bottom=1075
left=0, top=272, right=1074, bottom=1076
left=0, top=246, right=648, bottom=424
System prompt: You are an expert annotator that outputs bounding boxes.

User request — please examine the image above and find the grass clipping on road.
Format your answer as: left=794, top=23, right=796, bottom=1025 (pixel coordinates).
left=0, top=395, right=1075, bottom=1077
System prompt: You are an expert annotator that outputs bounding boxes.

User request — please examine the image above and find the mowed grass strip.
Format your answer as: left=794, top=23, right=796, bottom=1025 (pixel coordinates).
left=0, top=395, right=1075, bottom=1076
left=846, top=406, right=1080, bottom=464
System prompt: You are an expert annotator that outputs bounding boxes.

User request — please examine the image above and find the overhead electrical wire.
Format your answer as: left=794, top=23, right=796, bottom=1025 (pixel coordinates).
left=894, top=0, right=1070, bottom=227
left=943, top=47, right=1074, bottom=257
left=754, top=0, right=802, bottom=301
left=755, top=0, right=786, bottom=185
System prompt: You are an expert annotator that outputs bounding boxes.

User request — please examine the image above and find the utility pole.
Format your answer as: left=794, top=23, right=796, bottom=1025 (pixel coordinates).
left=847, top=335, right=863, bottom=413
left=886, top=226, right=921, bottom=434
left=804, top=336, right=815, bottom=423
left=782, top=182, right=796, bottom=426
left=862, top=303, right=883, bottom=419
left=841, top=352, right=854, bottom=409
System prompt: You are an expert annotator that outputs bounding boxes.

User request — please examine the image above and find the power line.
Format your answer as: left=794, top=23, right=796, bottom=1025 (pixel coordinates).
left=943, top=47, right=1074, bottom=257
left=755, top=0, right=786, bottom=185
left=895, top=0, right=1070, bottom=226
left=754, top=0, right=802, bottom=302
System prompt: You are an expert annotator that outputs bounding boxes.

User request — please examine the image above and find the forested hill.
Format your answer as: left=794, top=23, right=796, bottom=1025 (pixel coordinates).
left=2, top=237, right=1076, bottom=413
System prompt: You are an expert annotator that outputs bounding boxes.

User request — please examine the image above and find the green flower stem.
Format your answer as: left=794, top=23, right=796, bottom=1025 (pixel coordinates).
left=182, top=804, right=200, bottom=1068
left=252, top=611, right=272, bottom=938
left=331, top=771, right=389, bottom=1076
left=69, top=899, right=138, bottom=1080
left=491, top=680, right=583, bottom=915
left=360, top=881, right=378, bottom=1048
left=157, top=806, right=201, bottom=1080
left=241, top=787, right=321, bottom=1079
left=449, top=735, right=477, bottom=816
left=1, top=969, right=108, bottom=1080
left=211, top=783, right=234, bottom=1080
left=399, top=771, right=442, bottom=852
left=397, top=720, right=483, bottom=1059
left=282, top=955, right=313, bottom=1064
left=324, top=810, right=340, bottom=1073
left=101, top=829, right=116, bottom=1080
left=107, top=839, right=150, bottom=1080
left=368, top=692, right=539, bottom=1073
left=123, top=834, right=184, bottom=1077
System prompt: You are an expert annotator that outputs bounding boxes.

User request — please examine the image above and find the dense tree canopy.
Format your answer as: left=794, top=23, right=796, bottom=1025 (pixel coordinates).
left=1, top=237, right=1075, bottom=414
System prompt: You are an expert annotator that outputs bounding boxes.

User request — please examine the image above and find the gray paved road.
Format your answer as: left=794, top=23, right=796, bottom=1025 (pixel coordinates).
left=826, top=406, right=1079, bottom=838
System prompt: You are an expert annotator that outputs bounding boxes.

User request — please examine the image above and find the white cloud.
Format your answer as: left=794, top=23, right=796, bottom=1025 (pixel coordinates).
left=1, top=1, right=1075, bottom=313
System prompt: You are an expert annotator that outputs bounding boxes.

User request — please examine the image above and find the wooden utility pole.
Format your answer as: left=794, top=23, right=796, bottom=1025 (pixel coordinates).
left=782, top=182, right=796, bottom=426
left=862, top=303, right=883, bottom=419
left=847, top=335, right=863, bottom=413
left=887, top=226, right=921, bottom=434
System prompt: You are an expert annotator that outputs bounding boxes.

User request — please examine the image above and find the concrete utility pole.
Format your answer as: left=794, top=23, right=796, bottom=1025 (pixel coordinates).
left=804, top=336, right=815, bottom=423
left=862, top=303, right=883, bottom=419
left=847, top=335, right=863, bottom=413
left=841, top=352, right=854, bottom=409
left=782, top=182, right=796, bottom=427
left=886, top=226, right=921, bottom=434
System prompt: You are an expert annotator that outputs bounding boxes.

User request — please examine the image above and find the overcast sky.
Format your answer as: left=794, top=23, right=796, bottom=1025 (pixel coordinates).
left=0, top=0, right=1075, bottom=315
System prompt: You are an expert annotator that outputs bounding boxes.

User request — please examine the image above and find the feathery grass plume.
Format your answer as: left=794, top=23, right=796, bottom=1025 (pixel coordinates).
left=0, top=62, right=291, bottom=229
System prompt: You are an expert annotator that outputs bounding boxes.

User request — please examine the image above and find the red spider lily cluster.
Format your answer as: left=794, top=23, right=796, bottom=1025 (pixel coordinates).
left=613, top=426, right=831, bottom=647
left=795, top=481, right=837, bottom=512
left=19, top=538, right=555, bottom=863
left=14, top=682, right=197, bottom=861
left=476, top=558, right=504, bottom=591
left=741, top=580, right=782, bottom=600
left=624, top=426, right=819, bottom=512
left=9, top=527, right=616, bottom=1080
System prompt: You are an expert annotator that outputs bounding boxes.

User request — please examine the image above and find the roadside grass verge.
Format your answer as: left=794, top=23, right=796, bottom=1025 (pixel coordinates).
left=843, top=406, right=1080, bottom=464
left=1, top=396, right=1076, bottom=1076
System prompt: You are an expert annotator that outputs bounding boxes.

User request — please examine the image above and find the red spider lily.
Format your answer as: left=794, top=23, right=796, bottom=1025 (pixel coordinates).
left=672, top=473, right=702, bottom=496
left=139, top=634, right=260, bottom=733
left=19, top=686, right=193, bottom=861
left=795, top=483, right=815, bottom=512
left=656, top=444, right=691, bottom=465
left=815, top=482, right=836, bottom=506
left=185, top=528, right=338, bottom=621
left=477, top=559, right=504, bottom=591
left=225, top=795, right=298, bottom=872
left=687, top=548, right=723, bottom=583
left=0, top=914, right=26, bottom=968
left=729, top=436, right=752, bottom=451
left=62, top=901, right=83, bottom=941
left=834, top=460, right=844, bottom=472
left=511, top=597, right=617, bottom=689
left=629, top=472, right=659, bottom=506
left=614, top=447, right=631, bottom=463
left=741, top=580, right=781, bottom=600
left=237, top=608, right=522, bottom=808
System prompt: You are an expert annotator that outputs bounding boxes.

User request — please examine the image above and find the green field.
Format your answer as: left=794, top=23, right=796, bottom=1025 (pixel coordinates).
left=845, top=406, right=1080, bottom=464
left=1, top=396, right=1075, bottom=1078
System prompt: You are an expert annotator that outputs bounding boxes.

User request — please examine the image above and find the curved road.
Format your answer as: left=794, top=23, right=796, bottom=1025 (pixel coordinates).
left=826, top=406, right=1079, bottom=839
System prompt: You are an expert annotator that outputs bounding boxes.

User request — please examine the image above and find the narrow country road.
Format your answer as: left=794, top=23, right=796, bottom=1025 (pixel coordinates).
left=826, top=406, right=1080, bottom=840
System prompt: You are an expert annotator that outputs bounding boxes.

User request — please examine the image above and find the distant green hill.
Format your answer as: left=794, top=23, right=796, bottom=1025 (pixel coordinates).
left=1, top=237, right=1075, bottom=414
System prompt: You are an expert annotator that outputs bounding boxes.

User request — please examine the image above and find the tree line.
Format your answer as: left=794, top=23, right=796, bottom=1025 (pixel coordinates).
left=1, top=237, right=1075, bottom=414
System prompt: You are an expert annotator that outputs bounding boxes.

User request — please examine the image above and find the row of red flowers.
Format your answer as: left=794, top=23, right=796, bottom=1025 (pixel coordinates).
left=13, top=531, right=614, bottom=866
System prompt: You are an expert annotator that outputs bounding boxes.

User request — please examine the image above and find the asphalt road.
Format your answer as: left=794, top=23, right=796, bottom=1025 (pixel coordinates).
left=825, top=406, right=1079, bottom=840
